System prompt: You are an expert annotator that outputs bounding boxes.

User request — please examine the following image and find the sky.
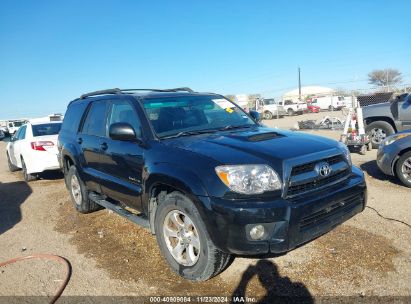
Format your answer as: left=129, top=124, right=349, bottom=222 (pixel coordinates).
left=1, top=0, right=410, bottom=119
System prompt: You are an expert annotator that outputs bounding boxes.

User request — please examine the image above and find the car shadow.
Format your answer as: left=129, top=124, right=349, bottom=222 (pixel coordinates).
left=37, top=170, right=64, bottom=181
left=231, top=259, right=313, bottom=304
left=0, top=181, right=32, bottom=235
left=360, top=160, right=403, bottom=186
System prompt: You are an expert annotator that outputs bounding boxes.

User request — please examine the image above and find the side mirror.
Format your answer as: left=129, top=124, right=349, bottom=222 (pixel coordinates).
left=249, top=110, right=262, bottom=123
left=109, top=122, right=138, bottom=141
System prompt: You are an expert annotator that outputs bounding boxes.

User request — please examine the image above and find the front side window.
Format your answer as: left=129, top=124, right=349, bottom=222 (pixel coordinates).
left=108, top=100, right=142, bottom=137
left=82, top=101, right=108, bottom=137
left=32, top=123, right=62, bottom=137
left=143, top=96, right=256, bottom=138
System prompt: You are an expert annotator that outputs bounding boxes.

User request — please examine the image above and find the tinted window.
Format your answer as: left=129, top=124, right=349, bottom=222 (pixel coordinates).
left=32, top=123, right=62, bottom=137
left=82, top=101, right=108, bottom=137
left=108, top=100, right=141, bottom=137
left=18, top=126, right=27, bottom=140
left=62, top=102, right=88, bottom=132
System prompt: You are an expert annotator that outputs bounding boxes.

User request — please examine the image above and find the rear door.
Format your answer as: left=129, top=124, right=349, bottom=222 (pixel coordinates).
left=77, top=100, right=109, bottom=192
left=13, top=125, right=27, bottom=167
left=398, top=95, right=411, bottom=130
left=8, top=127, right=22, bottom=165
left=99, top=98, right=145, bottom=211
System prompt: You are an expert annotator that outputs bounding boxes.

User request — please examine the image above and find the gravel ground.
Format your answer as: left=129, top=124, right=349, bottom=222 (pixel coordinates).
left=0, top=111, right=410, bottom=302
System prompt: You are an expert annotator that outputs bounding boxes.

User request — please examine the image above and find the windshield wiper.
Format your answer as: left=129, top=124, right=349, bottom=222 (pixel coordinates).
left=219, top=124, right=255, bottom=131
left=161, top=129, right=218, bottom=139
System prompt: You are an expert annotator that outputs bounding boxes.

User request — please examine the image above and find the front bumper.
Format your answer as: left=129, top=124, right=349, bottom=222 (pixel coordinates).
left=199, top=166, right=366, bottom=255
left=376, top=144, right=396, bottom=176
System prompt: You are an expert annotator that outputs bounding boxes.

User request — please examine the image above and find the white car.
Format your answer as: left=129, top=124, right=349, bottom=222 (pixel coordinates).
left=6, top=121, right=62, bottom=181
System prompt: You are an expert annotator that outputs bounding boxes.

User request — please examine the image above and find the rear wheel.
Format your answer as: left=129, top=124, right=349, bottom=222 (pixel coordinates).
left=263, top=111, right=273, bottom=120
left=395, top=151, right=411, bottom=187
left=366, top=121, right=395, bottom=149
left=154, top=192, right=231, bottom=281
left=67, top=166, right=101, bottom=213
left=6, top=152, right=19, bottom=172
left=21, top=157, right=37, bottom=182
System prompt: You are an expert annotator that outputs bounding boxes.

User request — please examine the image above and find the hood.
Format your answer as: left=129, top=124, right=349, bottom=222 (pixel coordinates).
left=162, top=127, right=340, bottom=166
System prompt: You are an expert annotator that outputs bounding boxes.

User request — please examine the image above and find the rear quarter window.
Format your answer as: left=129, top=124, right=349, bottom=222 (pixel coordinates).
left=61, top=102, right=88, bottom=132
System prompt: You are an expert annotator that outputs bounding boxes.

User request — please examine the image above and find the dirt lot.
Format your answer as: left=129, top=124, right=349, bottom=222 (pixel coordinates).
left=0, top=112, right=410, bottom=301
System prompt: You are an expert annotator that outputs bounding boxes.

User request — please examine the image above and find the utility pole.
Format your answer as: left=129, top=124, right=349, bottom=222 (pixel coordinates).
left=298, top=67, right=302, bottom=101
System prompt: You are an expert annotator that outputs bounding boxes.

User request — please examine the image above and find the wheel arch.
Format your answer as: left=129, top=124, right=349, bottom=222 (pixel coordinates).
left=364, top=117, right=397, bottom=132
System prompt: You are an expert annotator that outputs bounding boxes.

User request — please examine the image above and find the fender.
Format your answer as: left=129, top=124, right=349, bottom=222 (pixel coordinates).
left=142, top=162, right=211, bottom=232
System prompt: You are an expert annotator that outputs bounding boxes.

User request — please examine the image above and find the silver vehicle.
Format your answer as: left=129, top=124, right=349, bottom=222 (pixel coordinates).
left=376, top=130, right=411, bottom=187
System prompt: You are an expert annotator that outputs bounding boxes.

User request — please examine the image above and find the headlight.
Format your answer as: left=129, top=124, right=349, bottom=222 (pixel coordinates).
left=338, top=142, right=352, bottom=166
left=215, top=164, right=281, bottom=194
left=384, top=133, right=411, bottom=146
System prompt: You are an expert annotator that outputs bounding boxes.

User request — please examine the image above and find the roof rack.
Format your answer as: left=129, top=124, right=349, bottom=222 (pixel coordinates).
left=80, top=88, right=122, bottom=99
left=79, top=87, right=194, bottom=99
left=121, top=87, right=194, bottom=93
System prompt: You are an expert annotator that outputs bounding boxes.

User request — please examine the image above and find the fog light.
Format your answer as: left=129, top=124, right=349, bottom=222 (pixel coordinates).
left=249, top=225, right=265, bottom=240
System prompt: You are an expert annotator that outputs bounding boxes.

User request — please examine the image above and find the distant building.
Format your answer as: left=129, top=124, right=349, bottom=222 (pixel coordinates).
left=283, top=86, right=335, bottom=102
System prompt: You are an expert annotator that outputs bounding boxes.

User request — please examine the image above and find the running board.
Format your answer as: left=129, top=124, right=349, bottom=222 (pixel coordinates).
left=89, top=193, right=150, bottom=229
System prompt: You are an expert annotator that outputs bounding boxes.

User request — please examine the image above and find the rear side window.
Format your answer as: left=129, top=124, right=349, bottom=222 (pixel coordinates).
left=81, top=100, right=108, bottom=137
left=32, top=123, right=62, bottom=137
left=18, top=125, right=27, bottom=140
left=62, top=102, right=88, bottom=132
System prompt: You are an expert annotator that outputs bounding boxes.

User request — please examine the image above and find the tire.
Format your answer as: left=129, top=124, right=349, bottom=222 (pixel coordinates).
left=359, top=145, right=366, bottom=155
left=287, top=108, right=294, bottom=116
left=328, top=105, right=335, bottom=111
left=67, top=166, right=101, bottom=213
left=365, top=121, right=395, bottom=149
left=366, top=142, right=372, bottom=151
left=6, top=152, right=19, bottom=172
left=21, top=157, right=37, bottom=182
left=395, top=151, right=411, bottom=188
left=263, top=111, right=273, bottom=120
left=154, top=192, right=231, bottom=281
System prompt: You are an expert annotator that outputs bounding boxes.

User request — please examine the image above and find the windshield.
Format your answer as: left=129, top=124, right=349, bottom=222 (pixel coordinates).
left=263, top=99, right=276, bottom=105
left=32, top=123, right=62, bottom=137
left=143, top=96, right=256, bottom=138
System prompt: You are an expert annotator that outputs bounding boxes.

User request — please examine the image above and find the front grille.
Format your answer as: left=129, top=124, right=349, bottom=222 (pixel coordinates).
left=287, top=169, right=349, bottom=197
left=299, top=194, right=362, bottom=230
left=291, top=155, right=344, bottom=176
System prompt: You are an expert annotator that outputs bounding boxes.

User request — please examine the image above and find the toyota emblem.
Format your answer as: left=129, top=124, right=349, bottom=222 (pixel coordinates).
left=316, top=162, right=332, bottom=177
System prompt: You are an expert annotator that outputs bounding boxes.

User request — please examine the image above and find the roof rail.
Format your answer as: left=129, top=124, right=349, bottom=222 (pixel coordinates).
left=121, top=87, right=194, bottom=93
left=80, top=88, right=122, bottom=99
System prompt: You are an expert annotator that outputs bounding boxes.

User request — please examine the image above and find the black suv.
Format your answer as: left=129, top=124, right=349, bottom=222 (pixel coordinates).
left=58, top=88, right=367, bottom=280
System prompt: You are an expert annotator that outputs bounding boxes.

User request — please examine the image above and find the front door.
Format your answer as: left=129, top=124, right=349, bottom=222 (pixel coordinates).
left=99, top=98, right=144, bottom=211
left=398, top=95, right=411, bottom=131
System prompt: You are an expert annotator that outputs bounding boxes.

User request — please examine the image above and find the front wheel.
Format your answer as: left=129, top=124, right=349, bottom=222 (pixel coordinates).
left=287, top=108, right=295, bottom=116
left=366, top=121, right=395, bottom=149
left=154, top=192, right=231, bottom=281
left=6, top=152, right=19, bottom=172
left=395, top=151, right=411, bottom=187
left=263, top=111, right=273, bottom=120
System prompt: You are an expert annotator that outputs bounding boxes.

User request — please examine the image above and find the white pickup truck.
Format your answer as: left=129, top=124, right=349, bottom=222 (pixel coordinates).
left=279, top=100, right=307, bottom=115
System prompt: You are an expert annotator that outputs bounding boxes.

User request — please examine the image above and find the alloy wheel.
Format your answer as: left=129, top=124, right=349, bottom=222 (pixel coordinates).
left=70, top=175, right=82, bottom=205
left=401, top=157, right=411, bottom=182
left=163, top=210, right=201, bottom=266
left=370, top=128, right=386, bottom=144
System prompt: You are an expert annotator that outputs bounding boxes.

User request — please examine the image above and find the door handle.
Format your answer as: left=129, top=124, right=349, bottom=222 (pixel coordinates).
left=100, top=142, right=108, bottom=151
left=77, top=137, right=83, bottom=144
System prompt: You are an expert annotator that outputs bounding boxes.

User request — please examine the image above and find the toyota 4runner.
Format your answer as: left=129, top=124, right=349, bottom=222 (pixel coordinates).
left=58, top=88, right=367, bottom=281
